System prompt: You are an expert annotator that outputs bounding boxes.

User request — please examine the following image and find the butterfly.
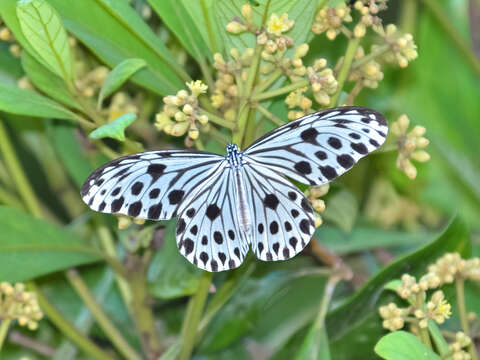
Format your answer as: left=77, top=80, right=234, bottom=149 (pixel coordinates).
left=81, top=106, right=388, bottom=272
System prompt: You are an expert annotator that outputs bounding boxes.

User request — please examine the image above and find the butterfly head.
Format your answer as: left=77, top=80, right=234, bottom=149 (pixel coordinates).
left=226, top=143, right=243, bottom=168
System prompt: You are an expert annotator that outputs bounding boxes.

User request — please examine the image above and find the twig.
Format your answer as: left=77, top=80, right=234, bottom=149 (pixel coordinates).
left=9, top=330, right=57, bottom=357
left=330, top=37, right=360, bottom=107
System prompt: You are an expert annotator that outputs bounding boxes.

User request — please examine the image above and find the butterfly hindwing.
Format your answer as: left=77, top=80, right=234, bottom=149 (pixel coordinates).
left=244, top=106, right=388, bottom=186
left=176, top=167, right=249, bottom=272
left=81, top=150, right=224, bottom=220
left=242, top=162, right=315, bottom=261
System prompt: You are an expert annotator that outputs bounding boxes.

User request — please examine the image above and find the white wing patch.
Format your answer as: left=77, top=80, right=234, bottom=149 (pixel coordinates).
left=176, top=168, right=249, bottom=272
left=81, top=151, right=224, bottom=220
left=244, top=106, right=388, bottom=185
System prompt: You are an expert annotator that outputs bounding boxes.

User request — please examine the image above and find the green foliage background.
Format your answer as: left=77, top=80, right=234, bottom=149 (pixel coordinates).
left=0, top=0, right=478, bottom=359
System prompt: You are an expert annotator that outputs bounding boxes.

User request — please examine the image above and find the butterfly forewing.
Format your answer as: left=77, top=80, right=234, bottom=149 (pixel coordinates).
left=176, top=167, right=249, bottom=272
left=244, top=106, right=388, bottom=186
left=242, top=162, right=315, bottom=261
left=81, top=150, right=224, bottom=220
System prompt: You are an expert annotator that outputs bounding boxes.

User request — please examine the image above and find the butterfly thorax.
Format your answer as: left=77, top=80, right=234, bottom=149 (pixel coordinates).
left=226, top=143, right=243, bottom=169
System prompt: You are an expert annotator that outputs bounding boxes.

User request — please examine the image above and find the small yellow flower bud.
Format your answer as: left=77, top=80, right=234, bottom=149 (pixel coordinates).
left=188, top=126, right=199, bottom=140
left=295, top=43, right=309, bottom=58
left=182, top=104, right=193, bottom=115
left=230, top=48, right=240, bottom=60
left=314, top=215, right=323, bottom=227
left=133, top=218, right=145, bottom=225
left=409, top=125, right=426, bottom=137
left=403, top=160, right=417, bottom=179
left=241, top=3, right=253, bottom=23
left=226, top=20, right=247, bottom=34
left=198, top=114, right=209, bottom=125
left=354, top=24, right=366, bottom=38
left=257, top=32, right=268, bottom=45
left=0, top=27, right=11, bottom=41
left=175, top=111, right=186, bottom=122
left=314, top=91, right=330, bottom=106
left=411, top=150, right=430, bottom=162
left=118, top=216, right=132, bottom=229
left=312, top=199, right=325, bottom=212
left=326, top=28, right=337, bottom=40
left=299, top=97, right=312, bottom=110
left=171, top=121, right=189, bottom=136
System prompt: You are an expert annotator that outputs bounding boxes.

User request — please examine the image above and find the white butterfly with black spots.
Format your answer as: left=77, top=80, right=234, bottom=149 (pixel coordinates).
left=81, top=106, right=388, bottom=272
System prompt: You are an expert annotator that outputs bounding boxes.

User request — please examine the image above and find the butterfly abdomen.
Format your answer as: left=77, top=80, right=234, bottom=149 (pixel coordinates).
left=233, top=168, right=252, bottom=236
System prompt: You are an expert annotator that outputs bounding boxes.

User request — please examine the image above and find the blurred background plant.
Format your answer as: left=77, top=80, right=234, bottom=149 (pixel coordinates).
left=0, top=0, right=478, bottom=359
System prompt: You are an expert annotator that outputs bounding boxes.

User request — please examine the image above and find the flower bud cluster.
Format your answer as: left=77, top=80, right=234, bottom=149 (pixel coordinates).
left=307, top=59, right=338, bottom=106
left=311, top=3, right=352, bottom=40
left=106, top=92, right=138, bottom=121
left=261, top=43, right=309, bottom=82
left=0, top=282, right=43, bottom=331
left=449, top=332, right=472, bottom=360
left=352, top=1, right=384, bottom=38
left=374, top=24, right=418, bottom=68
left=155, top=81, right=209, bottom=141
left=378, top=303, right=408, bottom=332
left=305, top=184, right=329, bottom=227
left=75, top=66, right=109, bottom=98
left=428, top=253, right=480, bottom=285
left=349, top=46, right=384, bottom=88
left=391, top=114, right=430, bottom=180
left=414, top=290, right=452, bottom=328
left=257, top=12, right=295, bottom=50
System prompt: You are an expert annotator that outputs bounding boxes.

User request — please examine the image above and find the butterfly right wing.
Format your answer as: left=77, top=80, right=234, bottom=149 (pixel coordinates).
left=81, top=150, right=225, bottom=220
left=175, top=167, right=249, bottom=272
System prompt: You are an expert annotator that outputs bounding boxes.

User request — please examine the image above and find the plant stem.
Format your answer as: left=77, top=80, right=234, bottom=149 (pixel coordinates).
left=330, top=37, right=360, bottom=107
left=252, top=79, right=309, bottom=101
left=178, top=271, right=213, bottom=360
left=66, top=269, right=141, bottom=360
left=97, top=225, right=133, bottom=310
left=420, top=0, right=480, bottom=77
left=0, top=119, right=42, bottom=218
left=351, top=44, right=389, bottom=70
left=0, top=319, right=11, bottom=352
left=415, top=294, right=432, bottom=349
left=199, top=109, right=236, bottom=130
left=255, top=69, right=283, bottom=95
left=128, top=257, right=162, bottom=358
left=26, top=281, right=113, bottom=360
left=255, top=103, right=285, bottom=126
left=456, top=278, right=479, bottom=360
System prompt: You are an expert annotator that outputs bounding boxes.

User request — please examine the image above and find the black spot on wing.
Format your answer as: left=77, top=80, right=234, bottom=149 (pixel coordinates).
left=351, top=142, right=368, bottom=154
left=264, top=194, right=279, bottom=210
left=294, top=161, right=312, bottom=175
left=206, top=204, right=221, bottom=221
left=147, top=163, right=166, bottom=181
left=111, top=196, right=124, bottom=213
left=300, top=128, right=319, bottom=144
left=168, top=190, right=184, bottom=204
left=337, top=154, right=354, bottom=169
left=319, top=166, right=337, bottom=180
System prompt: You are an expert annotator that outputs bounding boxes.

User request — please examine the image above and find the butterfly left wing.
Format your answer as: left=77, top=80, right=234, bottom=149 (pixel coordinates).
left=243, top=106, right=387, bottom=186
left=81, top=150, right=224, bottom=220
left=242, top=161, right=315, bottom=261
left=175, top=167, right=249, bottom=272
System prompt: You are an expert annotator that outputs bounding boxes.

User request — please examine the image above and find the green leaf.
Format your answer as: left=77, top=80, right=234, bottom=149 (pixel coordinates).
left=21, top=51, right=81, bottom=110
left=374, top=331, right=441, bottom=360
left=89, top=113, right=136, bottom=141
left=147, top=220, right=202, bottom=299
left=321, top=189, right=358, bottom=232
left=213, top=0, right=317, bottom=56
left=295, top=320, right=331, bottom=360
left=325, top=217, right=471, bottom=360
left=47, top=123, right=95, bottom=187
left=148, top=0, right=212, bottom=61
left=0, top=206, right=102, bottom=282
left=45, top=0, right=187, bottom=95
left=384, top=280, right=401, bottom=292
left=17, top=0, right=73, bottom=83
left=0, top=83, right=76, bottom=120
left=98, top=58, right=146, bottom=107
left=0, top=43, right=24, bottom=85
left=316, top=225, right=433, bottom=255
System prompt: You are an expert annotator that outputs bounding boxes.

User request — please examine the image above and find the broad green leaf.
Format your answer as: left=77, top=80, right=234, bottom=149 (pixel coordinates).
left=17, top=0, right=73, bottom=83
left=98, top=58, right=146, bottom=106
left=45, top=0, right=187, bottom=95
left=384, top=280, right=401, bottom=292
left=213, top=0, right=317, bottom=56
left=147, top=220, right=202, bottom=299
left=89, top=113, right=136, bottom=141
left=325, top=218, right=470, bottom=360
left=321, top=189, right=358, bottom=232
left=148, top=0, right=212, bottom=61
left=316, top=226, right=433, bottom=255
left=374, top=331, right=441, bottom=360
left=0, top=206, right=102, bottom=282
left=0, top=0, right=56, bottom=75
left=295, top=319, right=331, bottom=360
left=21, top=51, right=81, bottom=110
left=0, top=83, right=76, bottom=120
